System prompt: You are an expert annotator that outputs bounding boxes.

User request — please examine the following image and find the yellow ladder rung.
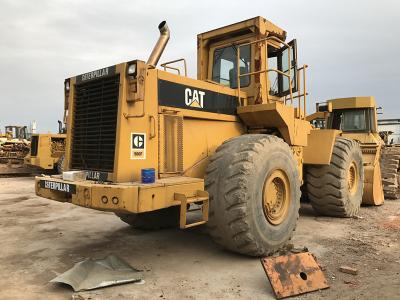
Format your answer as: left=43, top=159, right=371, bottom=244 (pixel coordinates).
left=183, top=221, right=207, bottom=229
left=174, top=191, right=209, bottom=229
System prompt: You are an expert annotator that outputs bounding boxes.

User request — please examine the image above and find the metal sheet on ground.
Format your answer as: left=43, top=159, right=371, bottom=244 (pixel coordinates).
left=51, top=254, right=143, bottom=291
left=261, top=252, right=329, bottom=299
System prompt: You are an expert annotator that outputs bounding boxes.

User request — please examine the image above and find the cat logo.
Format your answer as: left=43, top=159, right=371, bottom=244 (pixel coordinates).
left=185, top=88, right=205, bottom=108
left=131, top=133, right=146, bottom=160
left=132, top=135, right=144, bottom=149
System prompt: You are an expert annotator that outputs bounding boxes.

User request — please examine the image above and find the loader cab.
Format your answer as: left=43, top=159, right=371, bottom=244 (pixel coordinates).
left=328, top=108, right=376, bottom=133
left=325, top=97, right=378, bottom=133
left=197, top=16, right=299, bottom=105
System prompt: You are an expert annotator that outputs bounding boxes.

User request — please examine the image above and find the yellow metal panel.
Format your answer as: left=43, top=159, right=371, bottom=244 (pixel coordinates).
left=238, top=102, right=311, bottom=146
left=340, top=132, right=383, bottom=145
left=137, top=186, right=166, bottom=212
left=181, top=117, right=244, bottom=178
left=197, top=16, right=285, bottom=47
left=159, top=106, right=239, bottom=122
left=306, top=111, right=328, bottom=122
left=35, top=176, right=205, bottom=214
left=137, top=179, right=204, bottom=212
left=303, top=129, right=341, bottom=165
left=114, top=67, right=159, bottom=183
left=293, top=119, right=312, bottom=146
left=327, top=96, right=376, bottom=109
left=26, top=133, right=66, bottom=170
left=166, top=182, right=204, bottom=200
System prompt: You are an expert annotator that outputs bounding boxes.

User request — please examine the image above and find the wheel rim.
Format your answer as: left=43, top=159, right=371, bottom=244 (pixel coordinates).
left=348, top=161, right=358, bottom=195
left=262, top=169, right=291, bottom=225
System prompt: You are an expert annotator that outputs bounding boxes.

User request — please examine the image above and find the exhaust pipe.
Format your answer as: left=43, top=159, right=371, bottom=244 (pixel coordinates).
left=146, top=21, right=170, bottom=67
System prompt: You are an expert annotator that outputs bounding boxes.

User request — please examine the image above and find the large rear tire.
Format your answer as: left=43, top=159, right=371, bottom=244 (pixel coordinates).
left=116, top=207, right=180, bottom=230
left=205, top=134, right=300, bottom=257
left=305, top=137, right=364, bottom=217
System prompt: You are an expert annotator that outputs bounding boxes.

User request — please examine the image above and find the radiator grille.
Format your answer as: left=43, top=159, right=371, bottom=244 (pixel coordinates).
left=71, top=74, right=120, bottom=172
left=162, top=114, right=183, bottom=173
left=30, top=135, right=39, bottom=157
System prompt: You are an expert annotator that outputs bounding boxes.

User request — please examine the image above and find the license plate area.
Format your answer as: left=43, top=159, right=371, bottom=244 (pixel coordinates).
left=40, top=180, right=76, bottom=194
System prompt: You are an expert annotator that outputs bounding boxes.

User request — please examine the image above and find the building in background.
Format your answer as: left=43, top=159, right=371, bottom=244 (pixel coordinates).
left=378, top=119, right=400, bottom=144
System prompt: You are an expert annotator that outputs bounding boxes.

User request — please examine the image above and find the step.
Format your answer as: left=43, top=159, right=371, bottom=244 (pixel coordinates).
left=174, top=191, right=209, bottom=229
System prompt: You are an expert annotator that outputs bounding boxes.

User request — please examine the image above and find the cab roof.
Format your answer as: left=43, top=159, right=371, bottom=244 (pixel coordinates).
left=197, top=16, right=287, bottom=43
left=327, top=96, right=377, bottom=110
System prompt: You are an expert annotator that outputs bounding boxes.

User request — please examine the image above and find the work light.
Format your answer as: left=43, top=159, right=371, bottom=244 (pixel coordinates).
left=127, top=63, right=137, bottom=76
left=64, top=80, right=70, bottom=91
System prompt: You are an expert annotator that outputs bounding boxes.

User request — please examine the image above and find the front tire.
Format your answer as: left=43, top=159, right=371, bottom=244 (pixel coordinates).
left=305, top=137, right=364, bottom=217
left=205, top=134, right=300, bottom=257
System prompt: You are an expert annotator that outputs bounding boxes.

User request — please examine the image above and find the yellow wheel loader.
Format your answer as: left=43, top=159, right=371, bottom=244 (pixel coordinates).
left=35, top=17, right=365, bottom=256
left=25, top=121, right=67, bottom=173
left=306, top=97, right=385, bottom=210
left=24, top=133, right=66, bottom=172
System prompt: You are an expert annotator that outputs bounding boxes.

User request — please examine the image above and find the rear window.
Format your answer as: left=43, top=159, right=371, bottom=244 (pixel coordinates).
left=212, top=44, right=251, bottom=88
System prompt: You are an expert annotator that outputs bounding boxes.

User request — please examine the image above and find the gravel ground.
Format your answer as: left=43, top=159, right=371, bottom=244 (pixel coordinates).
left=0, top=177, right=399, bottom=299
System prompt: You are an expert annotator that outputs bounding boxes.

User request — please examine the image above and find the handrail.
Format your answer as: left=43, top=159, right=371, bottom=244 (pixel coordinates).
left=236, top=36, right=293, bottom=107
left=285, top=64, right=308, bottom=118
left=160, top=58, right=188, bottom=76
left=300, top=65, right=308, bottom=118
left=235, top=36, right=307, bottom=119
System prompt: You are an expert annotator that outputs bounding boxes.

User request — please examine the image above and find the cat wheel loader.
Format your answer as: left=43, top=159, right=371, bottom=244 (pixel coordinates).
left=306, top=97, right=385, bottom=216
left=35, top=17, right=365, bottom=256
left=25, top=120, right=67, bottom=173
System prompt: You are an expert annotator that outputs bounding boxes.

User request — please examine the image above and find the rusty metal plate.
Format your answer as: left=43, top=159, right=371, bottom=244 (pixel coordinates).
left=261, top=252, right=329, bottom=299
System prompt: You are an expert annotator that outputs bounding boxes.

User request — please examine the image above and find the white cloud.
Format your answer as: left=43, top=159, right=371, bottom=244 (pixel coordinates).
left=0, top=0, right=399, bottom=132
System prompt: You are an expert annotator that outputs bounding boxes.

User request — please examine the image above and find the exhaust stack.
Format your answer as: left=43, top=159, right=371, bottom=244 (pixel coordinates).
left=147, top=21, right=170, bottom=67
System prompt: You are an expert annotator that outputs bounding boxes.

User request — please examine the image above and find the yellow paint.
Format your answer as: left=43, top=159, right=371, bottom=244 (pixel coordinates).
left=35, top=16, right=340, bottom=219
left=309, top=96, right=385, bottom=205
left=303, top=129, right=341, bottom=165
left=25, top=133, right=66, bottom=170
left=35, top=176, right=204, bottom=213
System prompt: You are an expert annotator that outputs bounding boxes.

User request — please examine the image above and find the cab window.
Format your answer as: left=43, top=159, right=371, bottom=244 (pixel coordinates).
left=212, top=44, right=251, bottom=88
left=267, top=39, right=297, bottom=97
left=329, top=109, right=370, bottom=132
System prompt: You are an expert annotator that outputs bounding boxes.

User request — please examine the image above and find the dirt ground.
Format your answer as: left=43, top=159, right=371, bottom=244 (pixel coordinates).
left=0, top=177, right=399, bottom=300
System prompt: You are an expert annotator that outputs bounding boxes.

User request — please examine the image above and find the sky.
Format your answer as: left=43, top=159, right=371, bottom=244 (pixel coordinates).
left=0, top=0, right=399, bottom=132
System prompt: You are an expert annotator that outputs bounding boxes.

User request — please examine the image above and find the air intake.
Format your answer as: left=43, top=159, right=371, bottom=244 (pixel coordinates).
left=71, top=74, right=120, bottom=172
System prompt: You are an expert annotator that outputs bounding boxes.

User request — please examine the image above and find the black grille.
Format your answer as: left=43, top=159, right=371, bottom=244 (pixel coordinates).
left=30, top=135, right=39, bottom=156
left=71, top=74, right=120, bottom=172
